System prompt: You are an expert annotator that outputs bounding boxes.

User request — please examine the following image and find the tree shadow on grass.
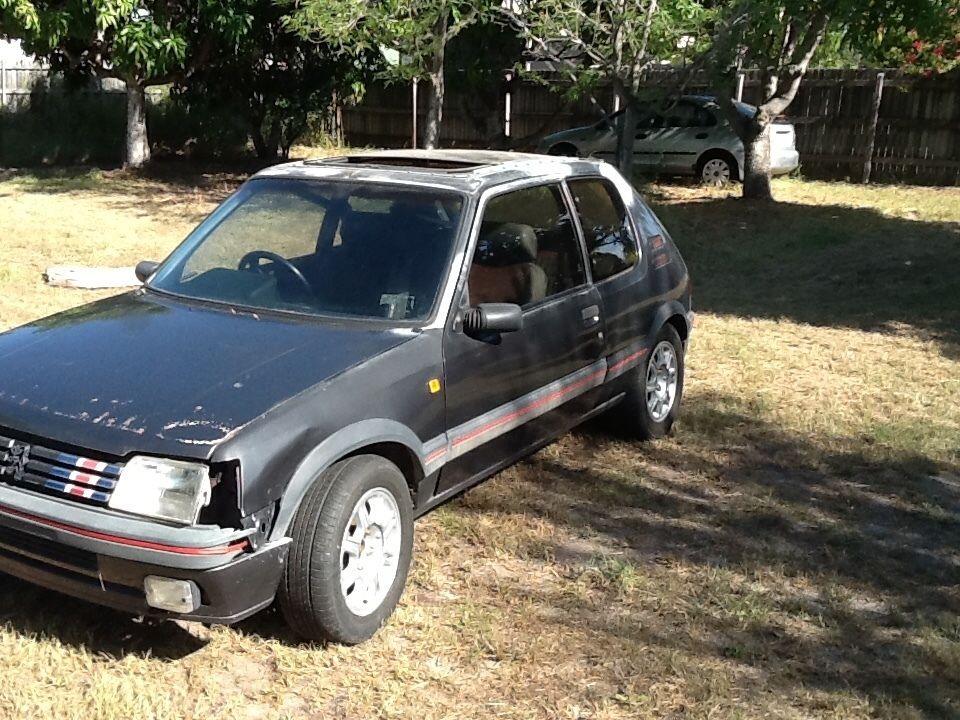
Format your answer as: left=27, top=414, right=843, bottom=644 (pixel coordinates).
left=451, top=393, right=960, bottom=716
left=0, top=162, right=244, bottom=223
left=649, top=193, right=960, bottom=358
left=0, top=575, right=206, bottom=660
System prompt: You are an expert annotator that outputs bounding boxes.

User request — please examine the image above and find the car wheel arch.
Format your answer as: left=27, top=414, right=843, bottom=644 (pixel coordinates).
left=270, top=419, right=427, bottom=540
left=664, top=313, right=689, bottom=345
left=650, top=301, right=690, bottom=346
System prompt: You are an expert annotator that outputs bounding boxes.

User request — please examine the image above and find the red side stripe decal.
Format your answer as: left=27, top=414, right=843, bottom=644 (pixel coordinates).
left=0, top=503, right=249, bottom=556
left=425, top=448, right=446, bottom=464
left=607, top=348, right=649, bottom=375
left=452, top=368, right=606, bottom=448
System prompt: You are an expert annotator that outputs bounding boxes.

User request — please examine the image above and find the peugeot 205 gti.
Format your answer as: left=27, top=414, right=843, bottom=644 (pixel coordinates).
left=0, top=150, right=691, bottom=644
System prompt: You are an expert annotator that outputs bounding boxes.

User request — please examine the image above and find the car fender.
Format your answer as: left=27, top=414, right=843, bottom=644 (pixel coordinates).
left=649, top=300, right=691, bottom=345
left=270, top=418, right=427, bottom=539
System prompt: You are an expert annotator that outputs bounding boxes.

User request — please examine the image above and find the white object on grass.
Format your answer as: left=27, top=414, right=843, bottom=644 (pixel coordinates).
left=44, top=265, right=140, bottom=289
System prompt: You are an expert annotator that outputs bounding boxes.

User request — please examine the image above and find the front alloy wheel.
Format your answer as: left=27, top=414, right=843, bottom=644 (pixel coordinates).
left=340, top=488, right=403, bottom=617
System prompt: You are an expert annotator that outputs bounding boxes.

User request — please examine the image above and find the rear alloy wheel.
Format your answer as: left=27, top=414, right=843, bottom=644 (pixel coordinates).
left=646, top=341, right=679, bottom=423
left=279, top=455, right=413, bottom=645
left=615, top=323, right=685, bottom=440
left=700, top=157, right=733, bottom=186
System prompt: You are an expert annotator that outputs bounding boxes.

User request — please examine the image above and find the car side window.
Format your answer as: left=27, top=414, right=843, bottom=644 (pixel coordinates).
left=468, top=184, right=586, bottom=308
left=636, top=113, right=664, bottom=133
left=663, top=102, right=700, bottom=128
left=694, top=106, right=718, bottom=127
left=568, top=179, right=639, bottom=281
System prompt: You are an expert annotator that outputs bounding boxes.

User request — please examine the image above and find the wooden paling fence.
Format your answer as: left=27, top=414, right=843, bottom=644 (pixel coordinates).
left=2, top=61, right=956, bottom=185
left=342, top=68, right=960, bottom=186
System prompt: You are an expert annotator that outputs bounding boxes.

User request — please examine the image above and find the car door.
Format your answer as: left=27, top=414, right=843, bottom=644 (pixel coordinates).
left=566, top=176, right=655, bottom=395
left=591, top=110, right=664, bottom=172
left=436, top=181, right=604, bottom=495
left=655, top=100, right=716, bottom=175
left=633, top=111, right=667, bottom=172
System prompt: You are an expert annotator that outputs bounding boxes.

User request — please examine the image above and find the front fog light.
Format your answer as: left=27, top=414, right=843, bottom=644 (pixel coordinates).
left=108, top=456, right=212, bottom=525
left=144, top=576, right=201, bottom=613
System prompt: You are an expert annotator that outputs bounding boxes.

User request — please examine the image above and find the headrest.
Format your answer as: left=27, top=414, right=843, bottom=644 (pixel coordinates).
left=475, top=223, right=538, bottom=267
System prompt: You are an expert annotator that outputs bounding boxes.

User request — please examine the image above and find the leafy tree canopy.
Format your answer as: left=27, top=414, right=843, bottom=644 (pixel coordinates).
left=0, top=1, right=251, bottom=84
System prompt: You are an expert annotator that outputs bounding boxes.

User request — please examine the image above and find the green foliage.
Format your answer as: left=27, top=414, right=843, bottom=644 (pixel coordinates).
left=184, top=0, right=377, bottom=160
left=845, top=1, right=960, bottom=73
left=0, top=1, right=254, bottom=84
left=712, top=0, right=959, bottom=82
left=509, top=0, right=712, bottom=95
left=289, top=0, right=497, bottom=80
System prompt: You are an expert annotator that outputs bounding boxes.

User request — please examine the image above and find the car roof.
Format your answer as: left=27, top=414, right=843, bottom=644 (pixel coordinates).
left=254, top=149, right=608, bottom=194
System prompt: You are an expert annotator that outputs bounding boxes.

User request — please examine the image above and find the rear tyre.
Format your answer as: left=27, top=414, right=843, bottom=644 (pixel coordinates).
left=279, top=455, right=413, bottom=645
left=697, top=152, right=738, bottom=186
left=616, top=324, right=685, bottom=440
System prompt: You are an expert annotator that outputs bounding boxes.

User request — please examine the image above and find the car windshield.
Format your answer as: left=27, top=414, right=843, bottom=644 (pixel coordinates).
left=150, top=178, right=465, bottom=321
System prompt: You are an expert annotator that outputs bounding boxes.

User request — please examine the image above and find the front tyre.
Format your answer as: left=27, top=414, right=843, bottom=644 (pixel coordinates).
left=617, top=324, right=685, bottom=440
left=279, top=455, right=413, bottom=645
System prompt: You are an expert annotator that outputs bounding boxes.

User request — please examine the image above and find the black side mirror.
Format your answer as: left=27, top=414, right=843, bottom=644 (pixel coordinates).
left=463, top=303, right=523, bottom=335
left=135, top=260, right=160, bottom=283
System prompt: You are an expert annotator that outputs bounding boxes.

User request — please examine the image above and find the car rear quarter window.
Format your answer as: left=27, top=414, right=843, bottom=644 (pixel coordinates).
left=468, top=184, right=586, bottom=307
left=568, top=178, right=639, bottom=281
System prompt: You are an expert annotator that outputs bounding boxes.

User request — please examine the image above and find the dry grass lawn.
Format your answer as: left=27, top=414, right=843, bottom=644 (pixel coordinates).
left=0, top=167, right=957, bottom=720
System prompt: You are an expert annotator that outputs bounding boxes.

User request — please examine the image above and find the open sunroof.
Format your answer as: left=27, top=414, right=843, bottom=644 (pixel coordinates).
left=307, top=155, right=489, bottom=172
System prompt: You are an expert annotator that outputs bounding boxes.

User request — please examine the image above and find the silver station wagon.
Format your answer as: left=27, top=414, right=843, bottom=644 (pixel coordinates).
left=538, top=95, right=800, bottom=185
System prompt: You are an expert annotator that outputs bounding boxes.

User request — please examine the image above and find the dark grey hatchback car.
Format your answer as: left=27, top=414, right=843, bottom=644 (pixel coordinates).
left=0, top=150, right=691, bottom=644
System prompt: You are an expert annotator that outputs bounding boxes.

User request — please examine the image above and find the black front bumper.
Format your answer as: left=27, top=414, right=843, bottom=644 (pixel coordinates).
left=0, top=488, right=289, bottom=624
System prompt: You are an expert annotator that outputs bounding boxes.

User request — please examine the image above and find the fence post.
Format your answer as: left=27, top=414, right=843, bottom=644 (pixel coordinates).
left=0, top=57, right=6, bottom=108
left=861, top=71, right=885, bottom=184
left=735, top=72, right=745, bottom=102
left=411, top=78, right=419, bottom=149
left=504, top=71, right=512, bottom=138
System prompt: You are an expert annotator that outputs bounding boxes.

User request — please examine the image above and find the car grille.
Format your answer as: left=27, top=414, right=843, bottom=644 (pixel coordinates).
left=0, top=433, right=123, bottom=506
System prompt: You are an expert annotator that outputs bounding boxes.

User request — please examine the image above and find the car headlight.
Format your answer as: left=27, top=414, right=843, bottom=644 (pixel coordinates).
left=108, top=456, right=212, bottom=525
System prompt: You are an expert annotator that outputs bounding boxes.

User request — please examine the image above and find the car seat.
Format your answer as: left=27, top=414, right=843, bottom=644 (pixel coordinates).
left=468, top=222, right=548, bottom=306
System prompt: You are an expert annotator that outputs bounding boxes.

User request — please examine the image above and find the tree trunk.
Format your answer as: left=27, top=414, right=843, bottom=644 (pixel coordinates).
left=124, top=80, right=150, bottom=169
left=422, top=56, right=445, bottom=149
left=742, top=121, right=773, bottom=200
left=615, top=98, right=638, bottom=183
left=421, top=13, right=448, bottom=150
left=250, top=113, right=281, bottom=161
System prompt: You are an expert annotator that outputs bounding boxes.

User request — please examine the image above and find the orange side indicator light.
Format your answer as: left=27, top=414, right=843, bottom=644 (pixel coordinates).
left=428, top=378, right=442, bottom=394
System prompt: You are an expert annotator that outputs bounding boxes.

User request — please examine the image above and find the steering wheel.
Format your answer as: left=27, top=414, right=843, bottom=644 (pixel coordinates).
left=238, top=250, right=313, bottom=296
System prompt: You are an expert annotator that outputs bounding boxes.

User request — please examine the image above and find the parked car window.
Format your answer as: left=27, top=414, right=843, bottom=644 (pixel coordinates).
left=468, top=184, right=586, bottom=307
left=665, top=101, right=717, bottom=128
left=693, top=105, right=718, bottom=127
left=568, top=179, right=639, bottom=281
left=637, top=113, right=664, bottom=132
left=151, top=178, right=464, bottom=321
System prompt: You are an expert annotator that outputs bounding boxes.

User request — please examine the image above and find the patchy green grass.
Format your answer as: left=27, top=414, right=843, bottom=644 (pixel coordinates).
left=0, top=170, right=957, bottom=720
